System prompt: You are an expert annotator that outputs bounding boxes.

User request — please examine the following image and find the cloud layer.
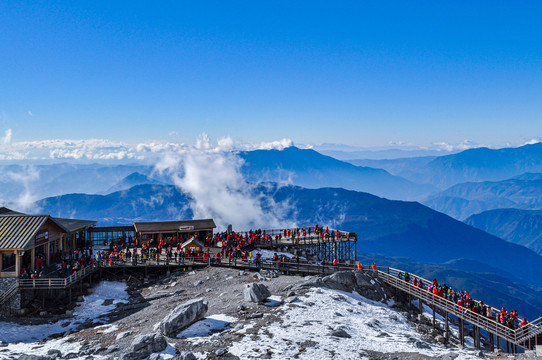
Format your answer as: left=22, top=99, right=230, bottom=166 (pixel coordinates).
left=0, top=129, right=296, bottom=162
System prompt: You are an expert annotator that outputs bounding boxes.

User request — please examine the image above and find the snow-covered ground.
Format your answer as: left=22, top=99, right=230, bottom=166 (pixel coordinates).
left=0, top=278, right=488, bottom=359
left=228, top=287, right=479, bottom=360
left=0, top=281, right=128, bottom=357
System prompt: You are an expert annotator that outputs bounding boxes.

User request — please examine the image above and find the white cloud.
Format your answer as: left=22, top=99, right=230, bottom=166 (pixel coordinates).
left=520, top=138, right=542, bottom=146
left=1, top=129, right=12, bottom=145
left=154, top=134, right=294, bottom=229
left=430, top=140, right=484, bottom=152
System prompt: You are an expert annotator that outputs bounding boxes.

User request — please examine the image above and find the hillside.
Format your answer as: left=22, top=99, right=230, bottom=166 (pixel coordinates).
left=465, top=208, right=542, bottom=255
left=348, top=143, right=542, bottom=190
left=424, top=178, right=542, bottom=219
left=103, top=172, right=163, bottom=194
left=36, top=183, right=542, bottom=295
left=240, top=147, right=435, bottom=200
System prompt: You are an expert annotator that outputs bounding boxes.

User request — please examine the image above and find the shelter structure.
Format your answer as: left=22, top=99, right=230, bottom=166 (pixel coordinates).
left=134, top=219, right=216, bottom=247
left=0, top=208, right=96, bottom=278
left=181, top=238, right=204, bottom=251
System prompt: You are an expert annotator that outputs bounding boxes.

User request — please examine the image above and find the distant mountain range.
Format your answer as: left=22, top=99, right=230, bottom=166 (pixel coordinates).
left=35, top=182, right=542, bottom=315
left=350, top=142, right=542, bottom=190
left=240, top=147, right=435, bottom=200
left=424, top=176, right=542, bottom=219
left=465, top=208, right=542, bottom=255
left=103, top=172, right=164, bottom=194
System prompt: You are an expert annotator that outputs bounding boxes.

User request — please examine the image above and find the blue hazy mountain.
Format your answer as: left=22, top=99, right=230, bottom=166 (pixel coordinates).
left=239, top=147, right=436, bottom=200
left=1, top=147, right=435, bottom=204
left=465, top=208, right=542, bottom=255
left=38, top=184, right=192, bottom=224
left=36, top=183, right=542, bottom=290
left=0, top=163, right=152, bottom=202
left=424, top=177, right=542, bottom=220
left=103, top=172, right=164, bottom=194
left=348, top=143, right=542, bottom=190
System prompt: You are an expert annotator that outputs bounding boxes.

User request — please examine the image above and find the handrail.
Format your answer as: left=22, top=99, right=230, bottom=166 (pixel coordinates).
left=0, top=281, right=18, bottom=306
left=5, top=255, right=541, bottom=348
left=376, top=267, right=541, bottom=348
left=18, top=264, right=98, bottom=289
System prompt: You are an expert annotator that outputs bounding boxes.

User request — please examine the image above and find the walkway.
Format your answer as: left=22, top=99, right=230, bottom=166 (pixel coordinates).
left=1, top=257, right=540, bottom=352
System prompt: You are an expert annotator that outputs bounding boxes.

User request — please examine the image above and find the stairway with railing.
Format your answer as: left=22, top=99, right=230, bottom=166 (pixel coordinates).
left=375, top=266, right=541, bottom=351
left=1, top=254, right=540, bottom=351
left=0, top=281, right=18, bottom=307
left=17, top=263, right=99, bottom=289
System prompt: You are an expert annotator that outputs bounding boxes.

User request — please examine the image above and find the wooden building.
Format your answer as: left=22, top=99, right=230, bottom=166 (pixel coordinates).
left=0, top=208, right=96, bottom=278
left=134, top=219, right=216, bottom=247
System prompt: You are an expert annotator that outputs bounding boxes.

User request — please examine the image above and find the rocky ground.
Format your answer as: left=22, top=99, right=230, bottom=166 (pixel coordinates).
left=1, top=266, right=540, bottom=360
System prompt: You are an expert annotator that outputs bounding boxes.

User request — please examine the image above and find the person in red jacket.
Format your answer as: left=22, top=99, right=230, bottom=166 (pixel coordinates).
left=371, top=262, right=377, bottom=273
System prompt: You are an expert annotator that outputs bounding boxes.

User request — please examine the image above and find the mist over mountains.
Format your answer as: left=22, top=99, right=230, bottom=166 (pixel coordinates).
left=36, top=182, right=542, bottom=318
left=465, top=208, right=542, bottom=255
left=4, top=142, right=542, bottom=317
left=350, top=142, right=542, bottom=190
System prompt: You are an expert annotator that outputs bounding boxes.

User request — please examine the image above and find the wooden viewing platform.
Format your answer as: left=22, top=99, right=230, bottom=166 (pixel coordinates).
left=2, top=257, right=540, bottom=353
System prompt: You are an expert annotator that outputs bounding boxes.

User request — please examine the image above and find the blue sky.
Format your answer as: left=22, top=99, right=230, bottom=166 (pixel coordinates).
left=1, top=1, right=541, bottom=149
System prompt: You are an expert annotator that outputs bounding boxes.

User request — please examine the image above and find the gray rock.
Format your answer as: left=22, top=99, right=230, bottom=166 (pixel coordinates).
left=47, top=349, right=62, bottom=357
left=102, top=299, right=114, bottom=306
left=193, top=280, right=202, bottom=287
left=159, top=298, right=208, bottom=336
left=216, top=348, right=228, bottom=356
left=149, top=354, right=162, bottom=360
left=64, top=354, right=79, bottom=359
left=253, top=273, right=266, bottom=281
left=435, top=335, right=447, bottom=344
left=414, top=341, right=431, bottom=349
left=106, top=346, right=119, bottom=354
left=284, top=296, right=298, bottom=303
left=331, top=328, right=351, bottom=338
left=18, top=356, right=47, bottom=360
left=247, top=313, right=263, bottom=319
left=130, top=333, right=167, bottom=353
left=120, top=351, right=150, bottom=360
left=244, top=283, right=271, bottom=303
left=179, top=352, right=197, bottom=360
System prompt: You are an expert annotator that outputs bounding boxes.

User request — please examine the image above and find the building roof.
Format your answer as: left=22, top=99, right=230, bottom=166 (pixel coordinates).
left=0, top=207, right=25, bottom=216
left=133, top=219, right=216, bottom=234
left=0, top=215, right=50, bottom=250
left=182, top=238, right=204, bottom=248
left=52, top=218, right=97, bottom=233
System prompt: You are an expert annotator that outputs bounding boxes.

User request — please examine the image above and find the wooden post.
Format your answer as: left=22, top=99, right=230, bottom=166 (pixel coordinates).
left=459, top=318, right=465, bottom=347
left=432, top=304, right=436, bottom=328
left=445, top=312, right=449, bottom=340
left=419, top=297, right=423, bottom=316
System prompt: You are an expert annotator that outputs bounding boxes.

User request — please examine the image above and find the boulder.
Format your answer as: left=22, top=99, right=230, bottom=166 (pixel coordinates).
left=244, top=283, right=271, bottom=303
left=129, top=333, right=167, bottom=353
left=330, top=328, right=351, bottom=338
left=120, top=351, right=151, bottom=360
left=159, top=298, right=208, bottom=337
left=47, top=349, right=62, bottom=357
left=179, top=352, right=197, bottom=360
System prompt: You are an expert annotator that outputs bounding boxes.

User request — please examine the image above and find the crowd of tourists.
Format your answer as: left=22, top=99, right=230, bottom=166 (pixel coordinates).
left=396, top=271, right=529, bottom=330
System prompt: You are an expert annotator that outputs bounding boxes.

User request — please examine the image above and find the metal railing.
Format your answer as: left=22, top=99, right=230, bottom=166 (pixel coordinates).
left=376, top=266, right=541, bottom=349
left=0, top=281, right=18, bottom=307
left=18, top=264, right=98, bottom=289
left=5, top=254, right=541, bottom=349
